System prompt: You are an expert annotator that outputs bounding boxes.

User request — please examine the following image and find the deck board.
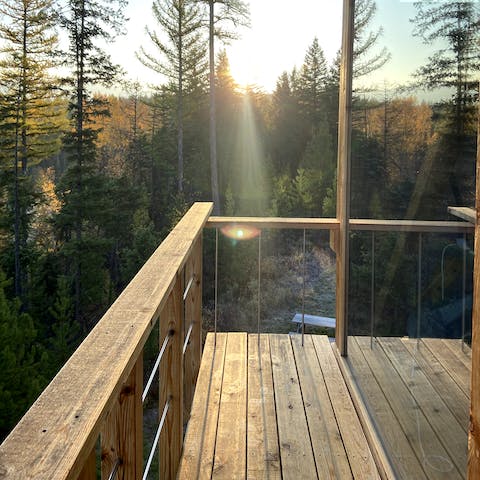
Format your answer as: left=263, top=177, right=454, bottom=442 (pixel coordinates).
left=348, top=336, right=470, bottom=480
left=291, top=335, right=353, bottom=479
left=179, top=333, right=380, bottom=479
left=247, top=334, right=280, bottom=479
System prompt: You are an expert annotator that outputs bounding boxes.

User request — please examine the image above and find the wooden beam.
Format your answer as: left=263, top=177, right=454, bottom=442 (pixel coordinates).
left=0, top=202, right=213, bottom=480
left=468, top=90, right=480, bottom=479
left=335, top=0, right=355, bottom=356
left=350, top=219, right=473, bottom=233
left=206, top=216, right=339, bottom=230
left=448, top=206, right=476, bottom=225
left=100, top=356, right=143, bottom=480
left=159, top=274, right=184, bottom=480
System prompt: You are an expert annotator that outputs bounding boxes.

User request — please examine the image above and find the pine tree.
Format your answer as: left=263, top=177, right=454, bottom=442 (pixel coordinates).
left=298, top=37, right=328, bottom=126
left=57, top=0, right=127, bottom=326
left=411, top=0, right=479, bottom=206
left=137, top=0, right=207, bottom=194
left=0, top=270, right=46, bottom=440
left=353, top=0, right=391, bottom=78
left=0, top=0, right=64, bottom=299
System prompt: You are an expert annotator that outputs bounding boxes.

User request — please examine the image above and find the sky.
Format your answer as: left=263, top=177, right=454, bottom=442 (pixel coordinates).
left=108, top=0, right=445, bottom=97
left=109, top=0, right=343, bottom=93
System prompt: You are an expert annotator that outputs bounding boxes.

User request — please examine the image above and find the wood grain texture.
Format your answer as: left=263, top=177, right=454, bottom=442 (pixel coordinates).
left=178, top=333, right=227, bottom=480
left=335, top=0, right=355, bottom=356
left=184, top=236, right=203, bottom=422
left=313, top=336, right=380, bottom=479
left=269, top=334, right=317, bottom=479
left=159, top=274, right=184, bottom=480
left=247, top=334, right=281, bottom=480
left=291, top=335, right=353, bottom=479
left=212, top=333, right=247, bottom=479
left=101, top=355, right=143, bottom=480
left=0, top=202, right=213, bottom=480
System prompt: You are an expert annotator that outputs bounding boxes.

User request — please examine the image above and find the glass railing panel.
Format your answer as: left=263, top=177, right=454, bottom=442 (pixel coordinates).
left=348, top=229, right=473, bottom=479
left=203, top=226, right=334, bottom=335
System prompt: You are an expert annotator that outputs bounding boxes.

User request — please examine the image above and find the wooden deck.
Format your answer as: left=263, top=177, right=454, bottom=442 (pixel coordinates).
left=178, top=332, right=380, bottom=479
left=346, top=336, right=470, bottom=480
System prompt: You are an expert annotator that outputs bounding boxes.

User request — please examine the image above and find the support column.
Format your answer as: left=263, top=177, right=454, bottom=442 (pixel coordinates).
left=335, top=0, right=355, bottom=356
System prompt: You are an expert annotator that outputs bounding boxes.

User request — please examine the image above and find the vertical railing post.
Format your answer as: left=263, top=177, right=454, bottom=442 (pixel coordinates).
left=101, top=355, right=143, bottom=479
left=335, top=0, right=355, bottom=356
left=184, top=236, right=203, bottom=421
left=159, top=273, right=184, bottom=479
left=370, top=231, right=375, bottom=349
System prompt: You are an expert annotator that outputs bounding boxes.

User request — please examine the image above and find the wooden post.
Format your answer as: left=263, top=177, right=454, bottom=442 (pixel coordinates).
left=468, top=85, right=480, bottom=478
left=77, top=447, right=96, bottom=480
left=160, top=273, right=184, bottom=479
left=335, top=0, right=355, bottom=356
left=184, top=236, right=203, bottom=421
left=101, top=356, right=143, bottom=480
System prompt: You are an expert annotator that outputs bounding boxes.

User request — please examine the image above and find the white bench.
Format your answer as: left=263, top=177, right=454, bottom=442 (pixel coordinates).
left=292, top=313, right=336, bottom=332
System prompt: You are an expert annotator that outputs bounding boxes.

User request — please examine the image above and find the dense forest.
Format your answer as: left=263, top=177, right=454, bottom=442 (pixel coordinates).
left=0, top=0, right=478, bottom=440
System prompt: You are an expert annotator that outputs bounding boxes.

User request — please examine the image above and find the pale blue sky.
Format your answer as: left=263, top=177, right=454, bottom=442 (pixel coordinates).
left=109, top=0, right=343, bottom=92
left=107, top=0, right=442, bottom=95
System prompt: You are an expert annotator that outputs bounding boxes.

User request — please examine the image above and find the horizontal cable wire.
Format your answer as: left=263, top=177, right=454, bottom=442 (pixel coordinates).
left=183, top=323, right=194, bottom=355
left=183, top=275, right=195, bottom=301
left=142, top=397, right=171, bottom=480
left=142, top=333, right=172, bottom=403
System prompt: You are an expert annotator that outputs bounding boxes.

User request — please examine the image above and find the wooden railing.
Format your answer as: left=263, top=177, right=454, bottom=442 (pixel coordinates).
left=0, top=202, right=212, bottom=480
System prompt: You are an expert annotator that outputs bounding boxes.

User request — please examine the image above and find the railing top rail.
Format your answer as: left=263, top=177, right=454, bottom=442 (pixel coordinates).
left=206, top=216, right=474, bottom=234
left=350, top=219, right=474, bottom=233
left=0, top=202, right=213, bottom=480
left=206, top=216, right=340, bottom=230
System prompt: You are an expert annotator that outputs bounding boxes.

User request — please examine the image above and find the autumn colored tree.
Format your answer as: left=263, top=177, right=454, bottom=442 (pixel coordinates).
left=0, top=0, right=64, bottom=299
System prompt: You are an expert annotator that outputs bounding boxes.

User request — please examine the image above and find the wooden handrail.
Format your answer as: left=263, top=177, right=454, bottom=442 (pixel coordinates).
left=349, top=219, right=474, bottom=233
left=0, top=202, right=213, bottom=480
left=206, top=216, right=473, bottom=234
left=206, top=216, right=340, bottom=230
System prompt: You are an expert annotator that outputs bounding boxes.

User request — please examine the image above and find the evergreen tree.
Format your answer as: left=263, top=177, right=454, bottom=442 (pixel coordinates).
left=57, top=0, right=127, bottom=326
left=298, top=37, right=328, bottom=126
left=137, top=0, right=207, bottom=194
left=0, top=270, right=46, bottom=440
left=0, top=0, right=63, bottom=299
left=353, top=0, right=391, bottom=78
left=411, top=0, right=479, bottom=206
left=270, top=71, right=305, bottom=176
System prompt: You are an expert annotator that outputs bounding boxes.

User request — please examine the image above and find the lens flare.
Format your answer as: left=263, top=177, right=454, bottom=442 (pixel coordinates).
left=220, top=224, right=260, bottom=240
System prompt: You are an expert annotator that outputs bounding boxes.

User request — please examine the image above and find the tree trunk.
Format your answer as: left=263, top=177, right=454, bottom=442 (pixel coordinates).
left=209, top=0, right=220, bottom=214
left=177, top=7, right=184, bottom=193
